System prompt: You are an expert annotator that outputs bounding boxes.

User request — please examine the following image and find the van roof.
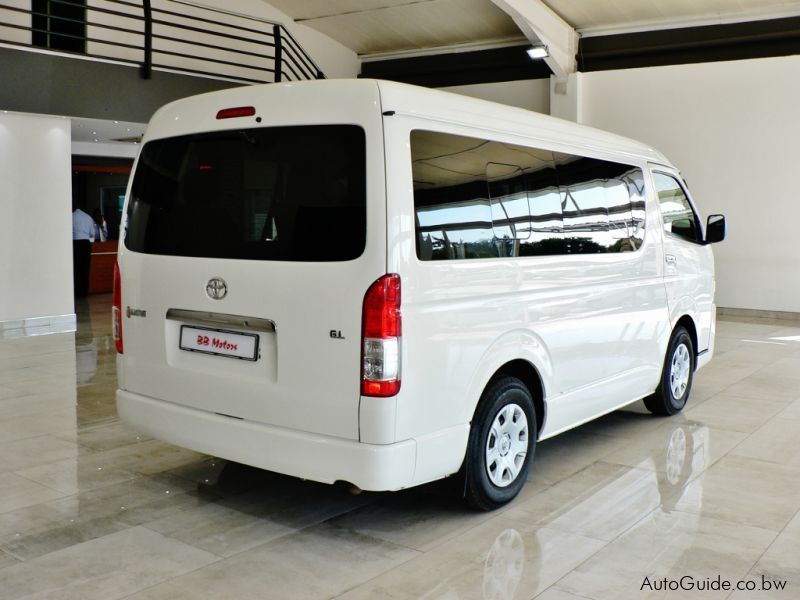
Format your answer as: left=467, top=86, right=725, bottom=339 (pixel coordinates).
left=373, top=79, right=669, bottom=165
left=147, top=78, right=670, bottom=166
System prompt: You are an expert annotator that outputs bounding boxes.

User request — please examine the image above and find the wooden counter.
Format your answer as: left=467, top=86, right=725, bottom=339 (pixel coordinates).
left=88, top=240, right=118, bottom=294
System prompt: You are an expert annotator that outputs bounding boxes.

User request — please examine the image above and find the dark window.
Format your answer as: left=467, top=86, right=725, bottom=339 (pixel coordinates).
left=412, top=130, right=563, bottom=260
left=32, top=0, right=86, bottom=53
left=488, top=162, right=529, bottom=247
left=412, top=132, right=497, bottom=260
left=126, top=125, right=366, bottom=262
left=411, top=130, right=645, bottom=260
left=554, top=154, right=646, bottom=253
left=522, top=165, right=563, bottom=256
left=652, top=172, right=701, bottom=243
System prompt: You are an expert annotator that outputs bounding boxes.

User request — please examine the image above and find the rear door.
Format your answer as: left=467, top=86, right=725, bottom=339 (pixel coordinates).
left=118, top=86, right=386, bottom=441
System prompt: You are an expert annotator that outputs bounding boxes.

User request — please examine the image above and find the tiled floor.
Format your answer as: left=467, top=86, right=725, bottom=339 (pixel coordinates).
left=1, top=295, right=798, bottom=599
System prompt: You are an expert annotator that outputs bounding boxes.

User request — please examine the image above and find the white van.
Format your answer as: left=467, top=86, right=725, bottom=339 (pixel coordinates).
left=115, top=79, right=725, bottom=509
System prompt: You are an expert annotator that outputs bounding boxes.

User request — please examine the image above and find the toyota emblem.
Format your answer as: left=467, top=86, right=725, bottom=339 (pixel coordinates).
left=206, top=277, right=228, bottom=300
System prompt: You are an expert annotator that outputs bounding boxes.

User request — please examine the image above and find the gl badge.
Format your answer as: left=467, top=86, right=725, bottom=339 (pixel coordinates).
left=206, top=277, right=228, bottom=300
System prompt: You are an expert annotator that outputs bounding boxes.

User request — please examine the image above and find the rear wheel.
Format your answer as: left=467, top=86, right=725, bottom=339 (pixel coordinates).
left=645, top=326, right=695, bottom=416
left=463, top=377, right=536, bottom=510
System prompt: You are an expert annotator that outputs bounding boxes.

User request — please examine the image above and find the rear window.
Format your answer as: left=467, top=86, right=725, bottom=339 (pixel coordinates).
left=125, top=125, right=366, bottom=261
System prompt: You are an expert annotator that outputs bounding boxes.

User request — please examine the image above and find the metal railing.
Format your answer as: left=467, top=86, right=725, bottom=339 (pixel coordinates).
left=0, top=0, right=325, bottom=84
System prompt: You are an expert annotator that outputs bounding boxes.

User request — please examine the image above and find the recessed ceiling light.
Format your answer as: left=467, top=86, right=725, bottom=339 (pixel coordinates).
left=114, top=120, right=119, bottom=124
left=527, top=45, right=549, bottom=59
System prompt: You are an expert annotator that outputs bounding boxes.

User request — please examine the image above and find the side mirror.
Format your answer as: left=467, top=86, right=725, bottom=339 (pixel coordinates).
left=705, top=214, right=726, bottom=244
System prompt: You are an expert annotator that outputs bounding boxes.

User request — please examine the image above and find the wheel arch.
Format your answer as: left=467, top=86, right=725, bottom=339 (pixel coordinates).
left=462, top=359, right=546, bottom=510
left=464, top=329, right=551, bottom=439
left=674, top=314, right=699, bottom=368
left=487, top=359, right=546, bottom=438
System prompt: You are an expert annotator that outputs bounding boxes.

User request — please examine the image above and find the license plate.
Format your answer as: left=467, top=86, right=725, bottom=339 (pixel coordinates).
left=179, top=325, right=259, bottom=361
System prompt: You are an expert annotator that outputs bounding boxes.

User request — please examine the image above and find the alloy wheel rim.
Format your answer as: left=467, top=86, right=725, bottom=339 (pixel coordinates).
left=485, top=403, right=528, bottom=487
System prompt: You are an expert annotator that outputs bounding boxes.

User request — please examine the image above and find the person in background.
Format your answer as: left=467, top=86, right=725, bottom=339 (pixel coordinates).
left=72, top=203, right=95, bottom=297
left=92, top=208, right=108, bottom=242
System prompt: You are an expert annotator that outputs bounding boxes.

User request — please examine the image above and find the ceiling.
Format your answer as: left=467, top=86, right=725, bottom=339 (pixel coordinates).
left=71, top=117, right=146, bottom=145
left=1, top=111, right=145, bottom=146
left=267, top=0, right=800, bottom=57
left=545, top=0, right=800, bottom=34
left=268, top=0, right=525, bottom=56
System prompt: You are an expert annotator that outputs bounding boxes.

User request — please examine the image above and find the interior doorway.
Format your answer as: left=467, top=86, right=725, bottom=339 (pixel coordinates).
left=71, top=158, right=133, bottom=295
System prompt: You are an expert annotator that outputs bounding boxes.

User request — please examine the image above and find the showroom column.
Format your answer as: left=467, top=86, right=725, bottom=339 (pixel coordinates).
left=0, top=112, right=75, bottom=335
left=550, top=72, right=584, bottom=123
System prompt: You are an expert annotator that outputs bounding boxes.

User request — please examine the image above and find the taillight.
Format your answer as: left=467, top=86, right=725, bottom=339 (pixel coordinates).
left=361, top=274, right=401, bottom=397
left=112, top=262, right=123, bottom=353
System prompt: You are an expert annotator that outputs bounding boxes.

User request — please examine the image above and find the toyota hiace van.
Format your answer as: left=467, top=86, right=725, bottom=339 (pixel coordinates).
left=115, top=79, right=725, bottom=509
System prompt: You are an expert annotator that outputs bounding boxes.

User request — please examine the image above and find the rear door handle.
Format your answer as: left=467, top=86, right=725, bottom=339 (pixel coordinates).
left=665, top=254, right=677, bottom=266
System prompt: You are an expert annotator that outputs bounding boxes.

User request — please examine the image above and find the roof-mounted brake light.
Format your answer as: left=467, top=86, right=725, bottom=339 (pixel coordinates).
left=216, top=106, right=256, bottom=120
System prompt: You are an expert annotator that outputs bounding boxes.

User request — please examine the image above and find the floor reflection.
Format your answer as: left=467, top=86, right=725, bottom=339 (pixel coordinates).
left=384, top=418, right=712, bottom=600
left=0, top=295, right=798, bottom=600
left=482, top=528, right=525, bottom=600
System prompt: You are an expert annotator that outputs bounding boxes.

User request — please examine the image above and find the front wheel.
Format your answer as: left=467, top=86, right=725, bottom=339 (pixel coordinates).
left=463, top=377, right=536, bottom=511
left=645, top=326, right=695, bottom=416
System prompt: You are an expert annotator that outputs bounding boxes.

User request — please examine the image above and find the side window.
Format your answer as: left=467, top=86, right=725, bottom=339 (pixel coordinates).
left=411, top=130, right=645, bottom=260
left=624, top=170, right=647, bottom=249
left=487, top=162, right=529, bottom=258
left=411, top=131, right=562, bottom=260
left=554, top=154, right=645, bottom=253
left=522, top=162, right=563, bottom=256
left=412, top=132, right=496, bottom=260
left=652, top=172, right=701, bottom=243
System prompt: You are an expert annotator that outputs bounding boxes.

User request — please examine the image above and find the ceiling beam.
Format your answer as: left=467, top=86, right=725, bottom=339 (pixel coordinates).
left=490, top=0, right=578, bottom=78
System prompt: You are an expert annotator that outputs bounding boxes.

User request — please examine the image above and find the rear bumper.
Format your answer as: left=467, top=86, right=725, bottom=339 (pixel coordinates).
left=117, top=390, right=417, bottom=491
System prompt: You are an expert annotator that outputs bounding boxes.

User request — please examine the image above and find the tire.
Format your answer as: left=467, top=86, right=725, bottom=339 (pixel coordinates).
left=463, top=377, right=536, bottom=511
left=645, top=326, right=695, bottom=416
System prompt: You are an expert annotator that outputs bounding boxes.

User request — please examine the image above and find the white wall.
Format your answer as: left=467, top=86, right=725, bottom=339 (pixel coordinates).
left=437, top=62, right=800, bottom=312
left=0, top=113, right=74, bottom=322
left=580, top=56, right=800, bottom=312
left=0, top=1, right=30, bottom=46
left=71, top=140, right=138, bottom=159
left=216, top=0, right=360, bottom=78
left=441, top=79, right=550, bottom=113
